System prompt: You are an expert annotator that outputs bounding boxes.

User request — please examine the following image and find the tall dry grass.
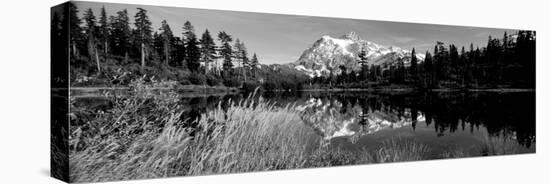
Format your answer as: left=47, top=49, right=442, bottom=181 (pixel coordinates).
left=375, top=138, right=431, bottom=163
left=69, top=81, right=319, bottom=182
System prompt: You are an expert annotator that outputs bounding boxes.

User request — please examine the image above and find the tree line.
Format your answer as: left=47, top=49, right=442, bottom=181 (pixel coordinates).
left=307, top=31, right=536, bottom=89
left=52, top=3, right=264, bottom=88
left=53, top=3, right=534, bottom=90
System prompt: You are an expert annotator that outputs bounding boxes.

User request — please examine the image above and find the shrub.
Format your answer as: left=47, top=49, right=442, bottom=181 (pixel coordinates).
left=206, top=75, right=222, bottom=86
left=262, top=80, right=278, bottom=91
left=223, top=77, right=241, bottom=87
left=188, top=73, right=206, bottom=85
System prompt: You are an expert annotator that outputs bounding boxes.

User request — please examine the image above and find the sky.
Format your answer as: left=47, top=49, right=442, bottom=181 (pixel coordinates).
left=73, top=1, right=518, bottom=65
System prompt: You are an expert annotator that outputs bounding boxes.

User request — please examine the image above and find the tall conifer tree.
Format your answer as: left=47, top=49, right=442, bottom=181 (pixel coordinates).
left=134, top=8, right=153, bottom=72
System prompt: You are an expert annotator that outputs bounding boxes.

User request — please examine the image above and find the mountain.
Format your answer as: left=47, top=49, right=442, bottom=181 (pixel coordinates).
left=292, top=32, right=425, bottom=77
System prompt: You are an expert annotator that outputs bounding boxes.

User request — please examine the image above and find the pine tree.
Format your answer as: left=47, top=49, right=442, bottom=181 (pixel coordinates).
left=242, top=47, right=250, bottom=82
left=199, top=29, right=217, bottom=74
left=83, top=8, right=100, bottom=73
left=98, top=6, right=109, bottom=56
left=368, top=64, right=377, bottom=81
left=218, top=31, right=234, bottom=76
left=65, top=2, right=83, bottom=61
left=459, top=46, right=467, bottom=87
left=183, top=21, right=200, bottom=72
left=152, top=31, right=164, bottom=60
left=423, top=51, right=434, bottom=88
left=134, top=8, right=153, bottom=72
left=159, top=20, right=174, bottom=65
left=238, top=41, right=249, bottom=82
left=410, top=48, right=418, bottom=77
left=358, top=48, right=368, bottom=81
left=233, top=39, right=249, bottom=82
left=233, top=38, right=242, bottom=67
left=396, top=59, right=405, bottom=83
left=173, top=37, right=186, bottom=68
left=251, top=53, right=259, bottom=79
left=110, top=9, right=131, bottom=58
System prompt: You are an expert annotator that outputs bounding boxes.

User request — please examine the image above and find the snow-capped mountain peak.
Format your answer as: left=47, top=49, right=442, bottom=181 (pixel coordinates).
left=294, top=32, right=424, bottom=77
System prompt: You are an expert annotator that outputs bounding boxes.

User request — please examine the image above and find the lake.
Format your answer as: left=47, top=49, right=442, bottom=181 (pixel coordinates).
left=74, top=90, right=536, bottom=158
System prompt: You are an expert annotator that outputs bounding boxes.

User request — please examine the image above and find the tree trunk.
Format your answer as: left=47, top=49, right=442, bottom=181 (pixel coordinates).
left=95, top=46, right=100, bottom=74
left=243, top=63, right=247, bottom=83
left=88, top=38, right=100, bottom=74
left=104, top=41, right=108, bottom=60
left=205, top=60, right=208, bottom=74
left=71, top=41, right=77, bottom=58
left=141, top=42, right=145, bottom=72
left=214, top=60, right=218, bottom=76
left=164, top=42, right=169, bottom=65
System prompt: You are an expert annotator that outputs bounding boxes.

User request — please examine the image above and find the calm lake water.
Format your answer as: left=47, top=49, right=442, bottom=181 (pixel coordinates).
left=75, top=90, right=536, bottom=157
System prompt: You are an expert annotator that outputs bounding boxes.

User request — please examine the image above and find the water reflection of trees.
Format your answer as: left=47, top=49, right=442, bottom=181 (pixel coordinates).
left=305, top=92, right=535, bottom=147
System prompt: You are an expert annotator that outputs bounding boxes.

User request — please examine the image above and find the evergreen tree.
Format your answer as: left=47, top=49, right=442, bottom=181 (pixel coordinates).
left=217, top=31, right=234, bottom=75
left=182, top=21, right=195, bottom=42
left=358, top=48, right=369, bottom=81
left=199, top=29, right=217, bottom=74
left=396, top=59, right=405, bottom=83
left=423, top=51, right=434, bottom=88
left=152, top=31, right=164, bottom=60
left=98, top=6, right=109, bottom=56
left=410, top=48, right=418, bottom=78
left=110, top=9, right=131, bottom=58
left=233, top=38, right=243, bottom=67
left=234, top=39, right=249, bottom=82
left=183, top=21, right=200, bottom=72
left=433, top=41, right=448, bottom=83
left=250, top=53, right=259, bottom=79
left=172, top=37, right=186, bottom=68
left=134, top=8, right=153, bottom=72
left=459, top=46, right=468, bottom=86
left=159, top=20, right=174, bottom=65
left=83, top=8, right=100, bottom=73
left=65, top=2, right=83, bottom=61
left=241, top=43, right=250, bottom=82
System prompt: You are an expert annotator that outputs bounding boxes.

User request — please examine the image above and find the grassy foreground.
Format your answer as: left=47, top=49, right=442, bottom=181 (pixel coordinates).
left=69, top=78, right=531, bottom=183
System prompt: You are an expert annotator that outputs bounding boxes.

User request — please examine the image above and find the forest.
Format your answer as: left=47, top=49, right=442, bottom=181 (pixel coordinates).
left=51, top=3, right=308, bottom=92
left=52, top=3, right=535, bottom=92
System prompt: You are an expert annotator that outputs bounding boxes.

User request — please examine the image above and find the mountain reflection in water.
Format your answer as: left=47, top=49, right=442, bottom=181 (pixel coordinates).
left=292, top=91, right=535, bottom=150
left=297, top=97, right=425, bottom=143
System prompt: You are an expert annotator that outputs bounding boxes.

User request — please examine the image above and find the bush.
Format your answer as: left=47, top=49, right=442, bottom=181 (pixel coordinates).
left=206, top=75, right=222, bottom=86
left=188, top=73, right=206, bottom=85
left=223, top=77, right=241, bottom=87
left=262, top=80, right=278, bottom=91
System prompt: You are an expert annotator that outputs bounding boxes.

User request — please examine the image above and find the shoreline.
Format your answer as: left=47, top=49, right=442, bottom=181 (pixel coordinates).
left=66, top=85, right=240, bottom=98
left=59, top=85, right=535, bottom=99
left=299, top=88, right=535, bottom=93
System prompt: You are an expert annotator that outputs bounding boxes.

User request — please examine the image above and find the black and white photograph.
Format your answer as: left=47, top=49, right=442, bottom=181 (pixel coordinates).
left=47, top=1, right=539, bottom=183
